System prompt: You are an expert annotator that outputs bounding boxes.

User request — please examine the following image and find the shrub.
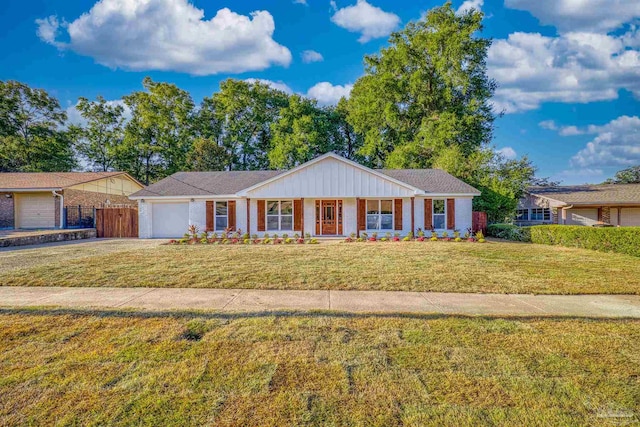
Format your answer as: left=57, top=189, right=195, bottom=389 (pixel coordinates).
left=487, top=224, right=531, bottom=242
left=530, top=225, right=640, bottom=257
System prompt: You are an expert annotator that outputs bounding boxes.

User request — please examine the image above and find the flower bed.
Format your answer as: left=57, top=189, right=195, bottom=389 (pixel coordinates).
left=167, top=226, right=319, bottom=245
left=344, top=230, right=485, bottom=243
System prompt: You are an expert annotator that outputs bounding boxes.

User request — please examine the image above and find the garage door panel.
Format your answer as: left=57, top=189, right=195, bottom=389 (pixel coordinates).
left=152, top=202, right=189, bottom=238
left=566, top=208, right=598, bottom=226
left=620, top=208, right=640, bottom=227
left=16, top=193, right=56, bottom=228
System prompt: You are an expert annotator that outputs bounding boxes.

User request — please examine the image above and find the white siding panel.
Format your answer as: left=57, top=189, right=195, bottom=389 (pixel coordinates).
left=455, top=198, right=473, bottom=233
left=247, top=157, right=415, bottom=198
left=189, top=200, right=206, bottom=232
left=236, top=199, right=248, bottom=233
left=620, top=208, right=640, bottom=226
left=343, top=198, right=357, bottom=236
left=610, top=208, right=619, bottom=226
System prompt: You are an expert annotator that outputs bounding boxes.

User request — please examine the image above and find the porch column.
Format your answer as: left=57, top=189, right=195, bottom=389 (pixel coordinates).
left=246, top=198, right=250, bottom=235
left=355, top=197, right=360, bottom=238
left=410, top=197, right=415, bottom=235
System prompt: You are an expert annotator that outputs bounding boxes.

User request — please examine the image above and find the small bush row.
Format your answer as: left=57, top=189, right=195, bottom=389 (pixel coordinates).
left=168, top=226, right=319, bottom=245
left=487, top=224, right=531, bottom=242
left=344, top=230, right=486, bottom=243
left=529, top=225, right=640, bottom=257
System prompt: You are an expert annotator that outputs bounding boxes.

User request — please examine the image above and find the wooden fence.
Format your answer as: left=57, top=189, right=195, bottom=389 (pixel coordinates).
left=96, top=208, right=138, bottom=238
left=472, top=211, right=487, bottom=234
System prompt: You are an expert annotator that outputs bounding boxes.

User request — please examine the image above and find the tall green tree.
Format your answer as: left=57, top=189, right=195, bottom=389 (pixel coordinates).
left=203, top=79, right=289, bottom=170
left=347, top=2, right=495, bottom=168
left=269, top=95, right=335, bottom=169
left=72, top=96, right=125, bottom=172
left=186, top=137, right=229, bottom=171
left=0, top=80, right=76, bottom=172
left=604, top=165, right=640, bottom=184
left=121, top=77, right=195, bottom=184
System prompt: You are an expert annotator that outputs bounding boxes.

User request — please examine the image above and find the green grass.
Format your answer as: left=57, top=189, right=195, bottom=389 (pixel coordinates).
left=3, top=241, right=640, bottom=294
left=1, top=310, right=639, bottom=426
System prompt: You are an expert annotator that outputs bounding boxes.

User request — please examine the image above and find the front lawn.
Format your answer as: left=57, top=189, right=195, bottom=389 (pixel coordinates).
left=1, top=310, right=639, bottom=426
left=2, top=241, right=639, bottom=294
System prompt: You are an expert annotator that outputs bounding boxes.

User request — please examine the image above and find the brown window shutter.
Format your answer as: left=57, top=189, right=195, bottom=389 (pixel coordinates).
left=228, top=200, right=236, bottom=231
left=424, top=199, right=433, bottom=230
left=257, top=200, right=265, bottom=232
left=394, top=199, right=403, bottom=230
left=294, top=199, right=303, bottom=230
left=357, top=198, right=366, bottom=231
left=205, top=201, right=214, bottom=232
left=447, top=198, right=455, bottom=230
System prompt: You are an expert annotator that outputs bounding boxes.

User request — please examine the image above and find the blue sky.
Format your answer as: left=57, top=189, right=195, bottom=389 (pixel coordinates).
left=1, top=0, right=639, bottom=183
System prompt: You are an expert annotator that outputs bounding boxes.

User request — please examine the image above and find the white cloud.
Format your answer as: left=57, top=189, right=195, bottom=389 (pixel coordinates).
left=306, top=82, right=353, bottom=105
left=293, top=0, right=308, bottom=4
left=330, top=0, right=400, bottom=43
left=457, top=0, right=483, bottom=15
left=504, top=0, right=640, bottom=33
left=35, top=15, right=63, bottom=46
left=301, top=50, right=324, bottom=63
left=36, top=0, right=292, bottom=76
left=539, top=120, right=583, bottom=136
left=489, top=30, right=640, bottom=113
left=496, top=146, right=517, bottom=160
left=244, top=78, right=294, bottom=94
left=570, top=116, right=640, bottom=168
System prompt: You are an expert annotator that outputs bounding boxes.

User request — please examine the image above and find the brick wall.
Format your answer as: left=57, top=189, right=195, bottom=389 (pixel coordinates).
left=63, top=189, right=134, bottom=207
left=601, top=206, right=611, bottom=224
left=0, top=192, right=14, bottom=229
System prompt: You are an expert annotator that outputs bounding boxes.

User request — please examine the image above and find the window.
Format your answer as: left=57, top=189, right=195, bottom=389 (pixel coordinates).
left=366, top=200, right=393, bottom=230
left=531, top=208, right=550, bottom=221
left=515, top=209, right=529, bottom=221
left=433, top=199, right=446, bottom=229
left=215, top=201, right=228, bottom=231
left=267, top=200, right=293, bottom=231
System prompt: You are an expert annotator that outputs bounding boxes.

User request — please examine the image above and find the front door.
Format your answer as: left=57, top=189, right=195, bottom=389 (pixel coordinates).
left=321, top=200, right=337, bottom=235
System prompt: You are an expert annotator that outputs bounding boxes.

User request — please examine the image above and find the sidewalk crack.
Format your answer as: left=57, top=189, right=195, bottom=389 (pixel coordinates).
left=113, top=288, right=157, bottom=308
left=221, top=289, right=244, bottom=311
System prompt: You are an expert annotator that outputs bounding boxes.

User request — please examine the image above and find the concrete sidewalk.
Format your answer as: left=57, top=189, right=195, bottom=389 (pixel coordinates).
left=2, top=286, right=640, bottom=317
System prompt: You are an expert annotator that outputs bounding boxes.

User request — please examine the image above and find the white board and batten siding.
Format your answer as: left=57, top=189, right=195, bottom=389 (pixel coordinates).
left=246, top=157, right=416, bottom=199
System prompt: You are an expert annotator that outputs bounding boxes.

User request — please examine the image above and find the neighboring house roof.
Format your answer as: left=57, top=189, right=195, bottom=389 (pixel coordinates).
left=131, top=153, right=480, bottom=198
left=0, top=172, right=140, bottom=191
left=528, top=184, right=640, bottom=205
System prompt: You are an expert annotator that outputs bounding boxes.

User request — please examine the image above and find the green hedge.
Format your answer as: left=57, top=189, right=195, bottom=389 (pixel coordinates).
left=529, top=225, right=640, bottom=257
left=487, top=224, right=531, bottom=242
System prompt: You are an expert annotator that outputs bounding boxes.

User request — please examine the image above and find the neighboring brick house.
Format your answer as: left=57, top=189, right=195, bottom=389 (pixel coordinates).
left=516, top=184, right=640, bottom=227
left=0, top=172, right=144, bottom=229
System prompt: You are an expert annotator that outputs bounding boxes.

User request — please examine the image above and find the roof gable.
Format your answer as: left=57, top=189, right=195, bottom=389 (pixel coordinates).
left=241, top=153, right=422, bottom=198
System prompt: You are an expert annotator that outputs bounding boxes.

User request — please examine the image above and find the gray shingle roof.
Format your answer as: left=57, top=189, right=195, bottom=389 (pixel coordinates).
left=380, top=169, right=480, bottom=194
left=132, top=171, right=283, bottom=197
left=529, top=184, right=640, bottom=205
left=131, top=167, right=479, bottom=198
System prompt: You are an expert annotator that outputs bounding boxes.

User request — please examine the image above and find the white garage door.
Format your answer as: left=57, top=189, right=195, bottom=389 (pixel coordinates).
left=620, top=208, right=640, bottom=227
left=152, top=202, right=189, bottom=238
left=566, top=208, right=598, bottom=226
left=16, top=193, right=56, bottom=228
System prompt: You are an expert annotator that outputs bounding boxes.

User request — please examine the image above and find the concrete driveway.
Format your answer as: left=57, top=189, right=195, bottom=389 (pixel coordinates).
left=2, top=287, right=640, bottom=317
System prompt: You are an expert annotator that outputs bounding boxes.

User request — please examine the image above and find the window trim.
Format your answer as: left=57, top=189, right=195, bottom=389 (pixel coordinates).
left=432, top=199, right=447, bottom=230
left=214, top=201, right=228, bottom=231
left=365, top=199, right=394, bottom=231
left=530, top=207, right=551, bottom=221
left=266, top=200, right=294, bottom=231
left=515, top=209, right=529, bottom=221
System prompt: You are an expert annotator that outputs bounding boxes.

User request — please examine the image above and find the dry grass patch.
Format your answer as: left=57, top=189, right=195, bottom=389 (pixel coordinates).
left=2, top=241, right=640, bottom=294
left=0, top=310, right=639, bottom=426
